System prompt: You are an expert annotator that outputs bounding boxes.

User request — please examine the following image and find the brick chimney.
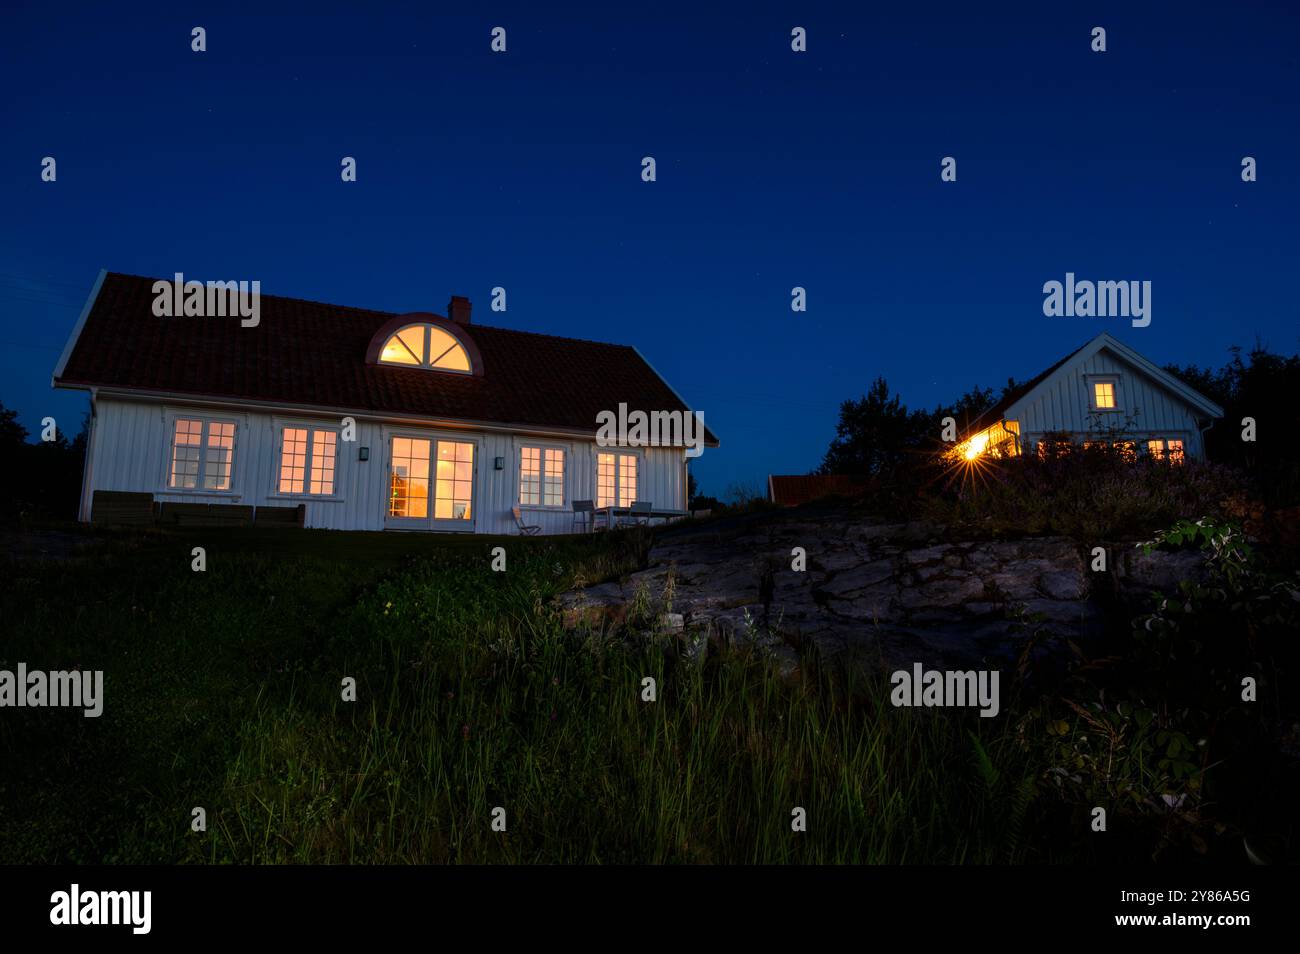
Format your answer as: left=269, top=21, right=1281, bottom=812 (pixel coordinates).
left=447, top=295, right=472, bottom=325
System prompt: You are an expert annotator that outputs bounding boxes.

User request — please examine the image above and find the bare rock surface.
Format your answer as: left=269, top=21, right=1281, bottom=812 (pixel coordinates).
left=1114, top=547, right=1208, bottom=598
left=557, top=506, right=1211, bottom=669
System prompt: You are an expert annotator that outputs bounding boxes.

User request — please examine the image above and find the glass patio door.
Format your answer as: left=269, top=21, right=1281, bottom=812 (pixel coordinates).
left=431, top=439, right=475, bottom=530
left=387, top=436, right=431, bottom=528
left=386, top=436, right=476, bottom=531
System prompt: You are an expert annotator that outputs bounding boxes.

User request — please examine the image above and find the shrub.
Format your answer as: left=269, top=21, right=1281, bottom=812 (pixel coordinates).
left=1017, top=516, right=1300, bottom=860
left=923, top=449, right=1251, bottom=541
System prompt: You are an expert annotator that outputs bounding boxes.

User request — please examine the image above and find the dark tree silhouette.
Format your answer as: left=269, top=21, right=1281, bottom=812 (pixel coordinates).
left=0, top=401, right=88, bottom=523
left=818, top=379, right=1003, bottom=480
left=1166, top=343, right=1300, bottom=504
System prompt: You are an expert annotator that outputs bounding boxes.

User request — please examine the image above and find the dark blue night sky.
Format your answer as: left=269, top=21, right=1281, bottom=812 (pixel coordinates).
left=2, top=2, right=1297, bottom=497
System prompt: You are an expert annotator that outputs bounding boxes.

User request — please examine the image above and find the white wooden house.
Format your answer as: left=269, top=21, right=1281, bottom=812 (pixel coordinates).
left=53, top=271, right=716, bottom=533
left=952, top=332, right=1223, bottom=462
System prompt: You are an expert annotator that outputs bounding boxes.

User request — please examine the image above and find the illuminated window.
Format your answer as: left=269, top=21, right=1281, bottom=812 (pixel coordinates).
left=280, top=428, right=308, bottom=492
left=1036, top=436, right=1073, bottom=459
left=169, top=418, right=236, bottom=490
left=434, top=441, right=475, bottom=520
left=278, top=427, right=337, bottom=495
left=520, top=446, right=564, bottom=507
left=1093, top=381, right=1116, bottom=409
left=597, top=453, right=637, bottom=508
left=1148, top=438, right=1185, bottom=464
left=380, top=326, right=425, bottom=365
left=545, top=451, right=564, bottom=506
left=520, top=447, right=540, bottom=503
left=1079, top=440, right=1134, bottom=460
left=169, top=418, right=202, bottom=488
left=378, top=324, right=471, bottom=373
left=389, top=437, right=430, bottom=518
left=311, top=431, right=337, bottom=494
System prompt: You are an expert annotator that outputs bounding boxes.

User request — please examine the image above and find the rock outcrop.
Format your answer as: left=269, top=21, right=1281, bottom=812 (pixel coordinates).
left=556, top=507, right=1210, bottom=671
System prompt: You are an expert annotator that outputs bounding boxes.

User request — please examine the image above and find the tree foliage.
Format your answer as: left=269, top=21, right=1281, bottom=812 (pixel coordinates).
left=818, top=378, right=1004, bottom=479
left=0, top=401, right=87, bottom=523
left=1165, top=343, right=1300, bottom=504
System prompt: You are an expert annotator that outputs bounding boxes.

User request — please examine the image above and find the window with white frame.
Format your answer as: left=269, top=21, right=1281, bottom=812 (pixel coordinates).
left=378, top=323, right=471, bottom=373
left=596, top=452, right=638, bottom=508
left=519, top=446, right=564, bottom=507
left=1089, top=376, right=1119, bottom=411
left=169, top=417, right=237, bottom=490
left=278, top=426, right=339, bottom=495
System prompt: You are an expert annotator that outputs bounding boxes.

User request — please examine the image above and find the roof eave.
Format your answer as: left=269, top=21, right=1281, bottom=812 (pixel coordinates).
left=51, top=383, right=722, bottom=446
left=51, top=268, right=107, bottom=386
left=1094, top=332, right=1225, bottom=419
left=630, top=345, right=719, bottom=446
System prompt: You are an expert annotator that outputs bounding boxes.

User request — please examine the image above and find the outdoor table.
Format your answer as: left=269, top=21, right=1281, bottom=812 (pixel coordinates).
left=591, top=506, right=688, bottom=530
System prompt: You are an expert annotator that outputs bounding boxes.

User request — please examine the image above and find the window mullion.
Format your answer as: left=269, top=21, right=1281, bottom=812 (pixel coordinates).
left=430, top=343, right=456, bottom=367
left=304, top=429, right=315, bottom=493
left=396, top=337, right=419, bottom=363
left=198, top=421, right=210, bottom=489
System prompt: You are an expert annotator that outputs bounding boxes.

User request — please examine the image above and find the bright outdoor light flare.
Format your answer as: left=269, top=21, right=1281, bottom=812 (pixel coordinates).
left=964, top=433, right=989, bottom=460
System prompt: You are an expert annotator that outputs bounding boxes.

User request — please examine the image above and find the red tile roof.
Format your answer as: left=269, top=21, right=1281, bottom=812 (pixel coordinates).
left=56, top=272, right=717, bottom=444
left=767, top=474, right=871, bottom=506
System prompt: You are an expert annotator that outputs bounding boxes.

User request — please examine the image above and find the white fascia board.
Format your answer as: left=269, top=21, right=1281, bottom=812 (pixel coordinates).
left=52, top=268, right=107, bottom=385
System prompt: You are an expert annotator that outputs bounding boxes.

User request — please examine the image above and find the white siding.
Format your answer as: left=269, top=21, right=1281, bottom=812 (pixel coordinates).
left=86, top=396, right=686, bottom=534
left=1007, top=348, right=1209, bottom=458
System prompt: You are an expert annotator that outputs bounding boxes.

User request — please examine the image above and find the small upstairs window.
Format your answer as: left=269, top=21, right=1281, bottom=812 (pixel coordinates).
left=378, top=323, right=471, bottom=373
left=1087, top=372, right=1122, bottom=412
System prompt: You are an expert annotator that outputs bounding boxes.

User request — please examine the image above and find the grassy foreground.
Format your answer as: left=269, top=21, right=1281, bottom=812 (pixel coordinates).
left=0, top=524, right=1281, bottom=863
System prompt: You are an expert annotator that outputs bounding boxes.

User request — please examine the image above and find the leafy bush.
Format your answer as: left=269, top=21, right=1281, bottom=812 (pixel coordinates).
left=1017, top=516, right=1300, bottom=860
left=924, top=449, right=1251, bottom=541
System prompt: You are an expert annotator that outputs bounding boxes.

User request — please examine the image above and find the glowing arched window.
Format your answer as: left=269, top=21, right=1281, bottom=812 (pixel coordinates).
left=379, top=324, right=472, bottom=373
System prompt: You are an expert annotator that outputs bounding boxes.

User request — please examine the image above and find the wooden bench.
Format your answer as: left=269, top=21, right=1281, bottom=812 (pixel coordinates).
left=173, top=505, right=254, bottom=527
left=159, top=502, right=212, bottom=525
left=91, top=490, right=157, bottom=526
left=96, top=496, right=303, bottom=529
left=207, top=505, right=254, bottom=526
left=253, top=503, right=306, bottom=527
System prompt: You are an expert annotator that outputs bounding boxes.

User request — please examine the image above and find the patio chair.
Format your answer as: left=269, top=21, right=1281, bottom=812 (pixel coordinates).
left=512, top=505, right=541, bottom=535
left=571, top=499, right=594, bottom=533
left=619, top=500, right=652, bottom=528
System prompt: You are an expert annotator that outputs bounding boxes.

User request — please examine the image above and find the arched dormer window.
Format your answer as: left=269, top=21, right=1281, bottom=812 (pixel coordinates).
left=366, top=314, right=484, bottom=376
left=380, top=323, right=471, bottom=372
